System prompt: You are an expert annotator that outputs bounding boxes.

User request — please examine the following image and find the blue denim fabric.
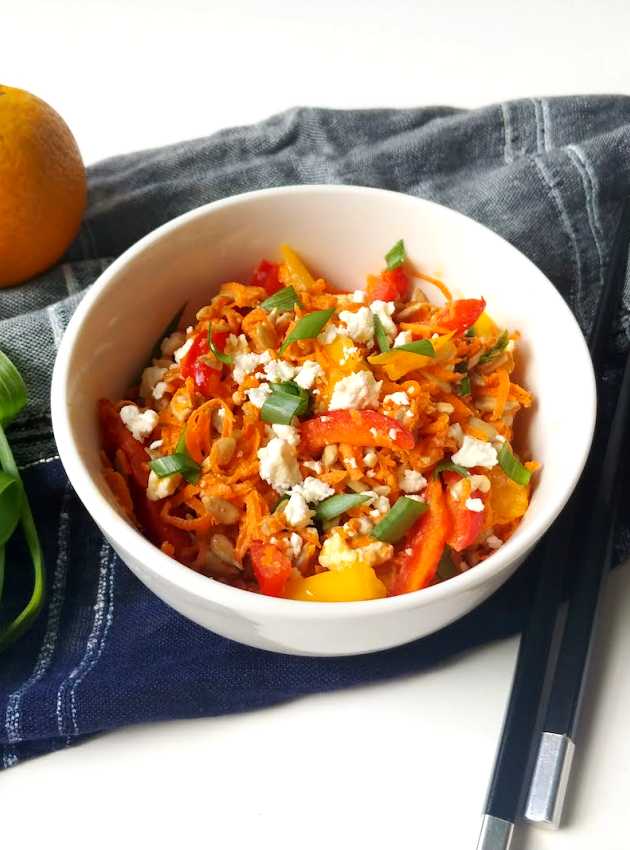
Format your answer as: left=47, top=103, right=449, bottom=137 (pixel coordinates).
left=1, top=97, right=630, bottom=769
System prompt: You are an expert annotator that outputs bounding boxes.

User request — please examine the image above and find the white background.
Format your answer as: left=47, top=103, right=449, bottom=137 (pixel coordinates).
left=3, top=1, right=630, bottom=847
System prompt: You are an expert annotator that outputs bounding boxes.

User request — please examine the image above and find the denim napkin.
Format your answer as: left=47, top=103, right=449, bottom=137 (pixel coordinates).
left=2, top=97, right=630, bottom=769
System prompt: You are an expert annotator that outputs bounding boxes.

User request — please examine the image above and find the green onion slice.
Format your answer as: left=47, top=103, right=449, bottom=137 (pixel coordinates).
left=393, top=339, right=436, bottom=357
left=271, top=381, right=310, bottom=416
left=373, top=314, right=390, bottom=353
left=261, top=392, right=303, bottom=425
left=0, top=349, right=45, bottom=653
left=151, top=426, right=201, bottom=484
left=385, top=239, right=406, bottom=270
left=433, top=461, right=470, bottom=479
left=456, top=374, right=471, bottom=396
left=372, top=496, right=428, bottom=543
left=150, top=303, right=187, bottom=361
left=497, top=443, right=532, bottom=486
left=261, top=286, right=301, bottom=312
left=208, top=325, right=233, bottom=365
left=314, top=493, right=370, bottom=522
left=279, top=308, right=335, bottom=354
left=465, top=326, right=476, bottom=338
left=478, top=330, right=509, bottom=364
left=437, top=547, right=458, bottom=581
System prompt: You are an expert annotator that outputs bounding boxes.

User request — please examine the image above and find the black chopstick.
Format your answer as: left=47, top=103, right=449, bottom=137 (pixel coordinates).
left=524, top=280, right=630, bottom=827
left=476, top=198, right=630, bottom=850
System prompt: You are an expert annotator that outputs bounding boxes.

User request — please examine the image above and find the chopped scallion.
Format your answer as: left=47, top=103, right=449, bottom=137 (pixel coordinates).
left=478, top=330, right=509, bottom=364
left=433, top=461, right=470, bottom=479
left=151, top=426, right=201, bottom=484
left=314, top=493, right=371, bottom=522
left=497, top=443, right=532, bottom=486
left=456, top=374, right=471, bottom=396
left=373, top=314, right=390, bottom=353
left=279, top=308, right=335, bottom=354
left=393, top=339, right=436, bottom=357
left=208, top=325, right=233, bottom=365
left=260, top=285, right=301, bottom=312
left=372, top=496, right=428, bottom=543
left=260, top=392, right=303, bottom=425
left=385, top=239, right=406, bottom=270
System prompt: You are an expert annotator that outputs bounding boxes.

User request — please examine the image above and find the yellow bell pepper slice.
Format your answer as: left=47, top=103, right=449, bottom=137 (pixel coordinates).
left=285, top=563, right=387, bottom=602
left=368, top=333, right=454, bottom=380
left=324, top=334, right=365, bottom=373
left=471, top=311, right=499, bottom=338
left=281, top=244, right=316, bottom=291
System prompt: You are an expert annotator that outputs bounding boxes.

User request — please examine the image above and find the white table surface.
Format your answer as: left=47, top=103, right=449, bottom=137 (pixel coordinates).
left=4, top=2, right=630, bottom=847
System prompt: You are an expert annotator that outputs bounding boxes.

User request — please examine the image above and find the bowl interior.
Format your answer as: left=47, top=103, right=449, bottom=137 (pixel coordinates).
left=56, top=186, right=595, bottom=605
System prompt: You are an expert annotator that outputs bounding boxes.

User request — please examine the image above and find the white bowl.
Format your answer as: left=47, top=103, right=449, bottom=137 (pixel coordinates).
left=51, top=185, right=595, bottom=656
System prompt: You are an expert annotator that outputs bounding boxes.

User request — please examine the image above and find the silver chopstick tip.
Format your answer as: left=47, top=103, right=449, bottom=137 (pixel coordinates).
left=476, top=814, right=514, bottom=850
left=524, top=732, right=575, bottom=829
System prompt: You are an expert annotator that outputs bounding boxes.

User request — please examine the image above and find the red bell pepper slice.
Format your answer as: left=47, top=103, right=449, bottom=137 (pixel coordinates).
left=391, top=478, right=451, bottom=594
left=250, top=259, right=282, bottom=295
left=180, top=333, right=223, bottom=397
left=366, top=267, right=411, bottom=303
left=98, top=399, right=188, bottom=555
left=300, top=409, right=414, bottom=452
left=443, top=471, right=485, bottom=551
left=436, top=298, right=486, bottom=334
left=249, top=541, right=293, bottom=597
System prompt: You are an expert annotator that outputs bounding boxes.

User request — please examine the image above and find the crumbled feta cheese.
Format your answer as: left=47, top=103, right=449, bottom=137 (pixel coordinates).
left=212, top=407, right=225, bottom=434
left=383, top=391, right=410, bottom=406
left=363, top=450, right=378, bottom=468
left=338, top=306, right=374, bottom=345
left=436, top=402, right=455, bottom=414
left=448, top=422, right=465, bottom=447
left=149, top=439, right=163, bottom=451
left=339, top=344, right=360, bottom=366
left=352, top=290, right=366, bottom=303
left=292, top=476, right=335, bottom=503
left=466, top=497, right=485, bottom=513
left=146, top=469, right=181, bottom=501
left=294, top=360, right=323, bottom=389
left=303, top=460, right=323, bottom=474
left=263, top=359, right=297, bottom=383
left=160, top=331, right=186, bottom=357
left=329, top=370, right=382, bottom=411
left=173, top=337, right=194, bottom=363
left=140, top=366, right=166, bottom=401
left=393, top=330, right=413, bottom=348
left=363, top=491, right=390, bottom=515
left=399, top=469, right=427, bottom=494
left=451, top=435, right=498, bottom=468
left=319, top=530, right=393, bottom=570
left=246, top=383, right=272, bottom=408
left=272, top=424, right=300, bottom=446
left=486, top=534, right=503, bottom=550
left=284, top=491, right=313, bottom=528
left=357, top=516, right=373, bottom=534
left=369, top=300, right=396, bottom=335
left=318, top=324, right=339, bottom=344
left=494, top=434, right=506, bottom=445
left=119, top=404, right=158, bottom=442
left=257, top=437, right=302, bottom=492
left=233, top=350, right=272, bottom=384
left=289, top=532, right=303, bottom=559
left=153, top=381, right=168, bottom=400
left=469, top=474, right=491, bottom=494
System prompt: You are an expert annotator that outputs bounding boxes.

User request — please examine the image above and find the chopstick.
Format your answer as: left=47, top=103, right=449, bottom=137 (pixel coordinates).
left=524, top=303, right=630, bottom=829
left=476, top=197, right=630, bottom=850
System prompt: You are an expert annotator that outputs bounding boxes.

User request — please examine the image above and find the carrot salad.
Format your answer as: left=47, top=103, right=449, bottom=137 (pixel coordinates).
left=99, top=240, right=538, bottom=602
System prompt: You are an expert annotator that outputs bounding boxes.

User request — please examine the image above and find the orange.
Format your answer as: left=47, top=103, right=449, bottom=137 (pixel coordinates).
left=0, top=84, right=87, bottom=288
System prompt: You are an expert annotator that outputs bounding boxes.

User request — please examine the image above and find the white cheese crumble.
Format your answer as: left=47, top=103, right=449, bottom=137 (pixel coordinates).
left=289, top=532, right=303, bottom=559
left=329, top=370, right=382, bottom=411
left=352, top=289, right=366, bottom=303
left=119, top=404, right=158, bottom=442
left=369, top=299, right=396, bottom=335
left=303, top=460, right=323, bottom=474
left=448, top=422, right=465, bottom=447
left=338, top=306, right=374, bottom=345
left=146, top=469, right=181, bottom=501
left=393, top=330, right=413, bottom=348
left=263, top=359, right=297, bottom=383
left=233, top=350, right=272, bottom=384
left=383, top=391, right=410, bottom=407
left=292, top=476, right=335, bottom=503
left=140, top=366, right=166, bottom=401
left=318, top=530, right=393, bottom=570
left=339, top=344, right=360, bottom=366
left=246, top=383, right=272, bottom=408
left=148, top=439, right=163, bottom=451
left=399, top=469, right=427, bottom=494
left=294, top=360, right=323, bottom=389
left=451, top=435, right=498, bottom=468
left=318, top=324, right=339, bottom=344
left=272, top=424, right=300, bottom=446
left=284, top=491, right=313, bottom=528
left=465, top=497, right=485, bottom=513
left=153, top=381, right=168, bottom=400
left=257, top=437, right=302, bottom=492
left=173, top=337, right=194, bottom=363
